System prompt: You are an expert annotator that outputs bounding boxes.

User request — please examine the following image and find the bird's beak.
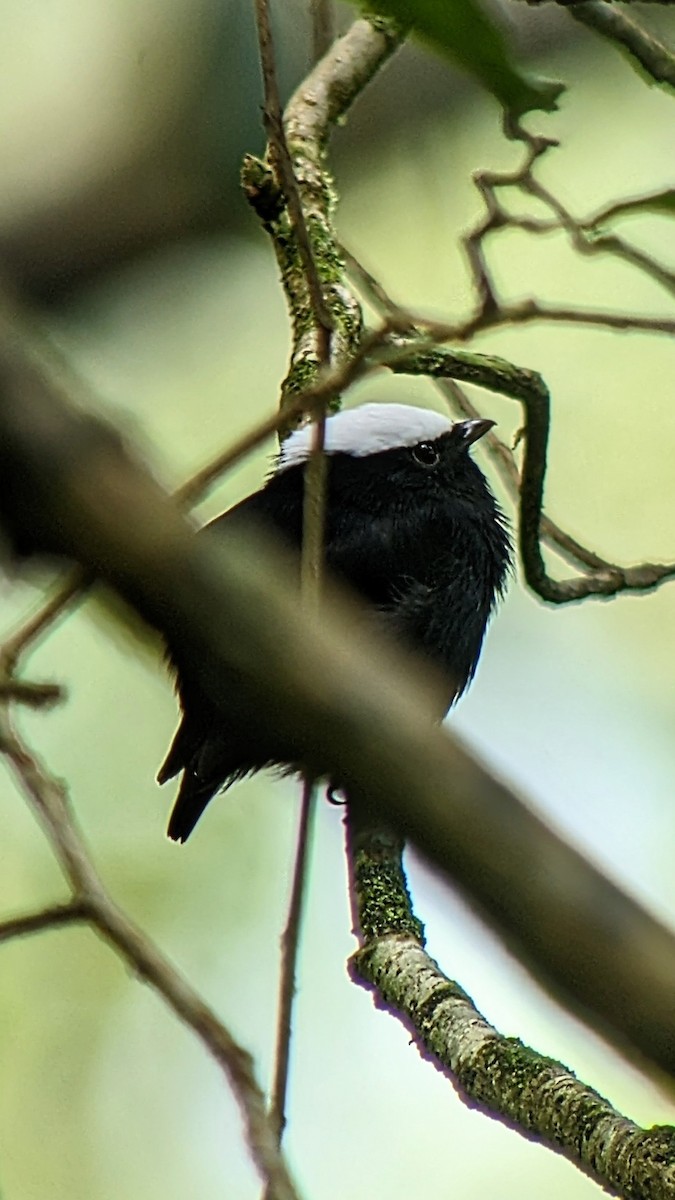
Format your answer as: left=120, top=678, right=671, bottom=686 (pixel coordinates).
left=454, top=418, right=495, bottom=448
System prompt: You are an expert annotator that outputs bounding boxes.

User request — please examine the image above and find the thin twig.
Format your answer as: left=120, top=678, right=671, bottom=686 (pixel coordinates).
left=266, top=777, right=318, bottom=1154
left=0, top=569, right=87, bottom=670
left=0, top=707, right=302, bottom=1200
left=519, top=167, right=675, bottom=301
left=425, top=295, right=675, bottom=341
left=0, top=898, right=90, bottom=943
left=265, top=352, right=330, bottom=1164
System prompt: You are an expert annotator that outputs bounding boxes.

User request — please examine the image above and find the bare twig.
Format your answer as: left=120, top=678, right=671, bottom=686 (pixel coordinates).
left=266, top=368, right=329, bottom=1163
left=465, top=114, right=675, bottom=314
left=266, top=777, right=318, bottom=1154
left=253, top=4, right=335, bottom=1161
left=440, top=294, right=675, bottom=340
left=0, top=898, right=90, bottom=943
left=0, top=568, right=86, bottom=671
left=515, top=166, right=675, bottom=301
left=0, top=707, right=302, bottom=1200
left=347, top=815, right=675, bottom=1200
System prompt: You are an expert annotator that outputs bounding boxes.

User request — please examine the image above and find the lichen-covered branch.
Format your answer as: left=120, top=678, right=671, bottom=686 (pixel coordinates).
left=348, top=816, right=675, bottom=1200
left=242, top=16, right=402, bottom=402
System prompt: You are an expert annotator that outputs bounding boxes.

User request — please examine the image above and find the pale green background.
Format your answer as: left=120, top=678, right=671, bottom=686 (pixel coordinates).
left=0, top=4, right=674, bottom=1198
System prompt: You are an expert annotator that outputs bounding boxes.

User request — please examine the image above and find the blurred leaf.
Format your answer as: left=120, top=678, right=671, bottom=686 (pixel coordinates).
left=360, top=0, right=564, bottom=115
left=590, top=189, right=675, bottom=226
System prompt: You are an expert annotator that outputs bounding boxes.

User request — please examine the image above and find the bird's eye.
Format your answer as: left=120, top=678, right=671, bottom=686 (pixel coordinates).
left=412, top=442, right=440, bottom=468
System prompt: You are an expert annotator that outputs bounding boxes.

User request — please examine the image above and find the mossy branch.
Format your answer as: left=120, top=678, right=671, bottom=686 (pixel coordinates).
left=348, top=813, right=675, bottom=1200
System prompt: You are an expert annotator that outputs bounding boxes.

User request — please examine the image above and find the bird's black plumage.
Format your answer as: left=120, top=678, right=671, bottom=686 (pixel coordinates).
left=159, top=404, right=511, bottom=841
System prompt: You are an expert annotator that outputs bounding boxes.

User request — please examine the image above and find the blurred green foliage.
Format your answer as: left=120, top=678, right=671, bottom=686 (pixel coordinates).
left=359, top=0, right=564, bottom=114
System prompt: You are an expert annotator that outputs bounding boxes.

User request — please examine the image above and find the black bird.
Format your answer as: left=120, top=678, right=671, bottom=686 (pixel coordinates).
left=159, top=403, right=511, bottom=841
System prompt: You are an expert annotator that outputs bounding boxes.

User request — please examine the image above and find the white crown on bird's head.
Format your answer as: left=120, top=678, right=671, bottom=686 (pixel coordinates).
left=276, top=404, right=455, bottom=473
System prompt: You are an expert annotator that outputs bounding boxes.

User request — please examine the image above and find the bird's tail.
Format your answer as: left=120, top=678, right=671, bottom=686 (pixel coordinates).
left=166, top=772, right=219, bottom=843
left=158, top=714, right=221, bottom=843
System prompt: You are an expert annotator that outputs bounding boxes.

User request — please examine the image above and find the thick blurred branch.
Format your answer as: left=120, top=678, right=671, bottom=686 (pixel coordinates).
left=515, top=0, right=675, bottom=84
left=567, top=2, right=675, bottom=87
left=4, top=304, right=675, bottom=1088
left=348, top=815, right=675, bottom=1200
left=516, top=1, right=675, bottom=7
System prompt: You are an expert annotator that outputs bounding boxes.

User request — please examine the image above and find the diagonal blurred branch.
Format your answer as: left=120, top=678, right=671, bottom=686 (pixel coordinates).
left=568, top=2, right=675, bottom=87
left=4, top=310, right=675, bottom=1084
left=0, top=314, right=386, bottom=674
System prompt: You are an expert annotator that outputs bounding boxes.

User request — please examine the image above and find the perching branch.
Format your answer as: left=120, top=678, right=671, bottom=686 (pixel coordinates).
left=347, top=815, right=675, bottom=1200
